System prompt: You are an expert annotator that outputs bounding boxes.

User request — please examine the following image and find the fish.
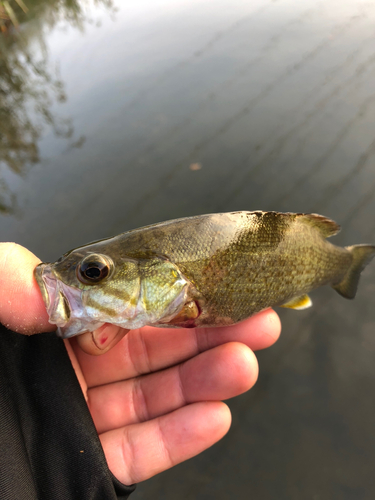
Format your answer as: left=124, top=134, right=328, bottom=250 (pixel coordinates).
left=34, top=211, right=375, bottom=339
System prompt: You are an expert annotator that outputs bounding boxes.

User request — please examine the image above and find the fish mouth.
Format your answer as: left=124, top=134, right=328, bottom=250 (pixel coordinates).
left=34, top=263, right=83, bottom=336
left=34, top=263, right=105, bottom=338
left=34, top=263, right=51, bottom=311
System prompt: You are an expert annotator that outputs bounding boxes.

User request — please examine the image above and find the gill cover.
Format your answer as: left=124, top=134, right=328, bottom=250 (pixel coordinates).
left=35, top=255, right=192, bottom=338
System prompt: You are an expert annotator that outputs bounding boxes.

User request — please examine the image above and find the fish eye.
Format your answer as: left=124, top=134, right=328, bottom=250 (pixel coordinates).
left=77, top=254, right=112, bottom=285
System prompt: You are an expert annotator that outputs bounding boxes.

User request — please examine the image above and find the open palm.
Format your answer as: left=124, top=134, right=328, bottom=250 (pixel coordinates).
left=67, top=312, right=280, bottom=485
left=0, top=243, right=281, bottom=485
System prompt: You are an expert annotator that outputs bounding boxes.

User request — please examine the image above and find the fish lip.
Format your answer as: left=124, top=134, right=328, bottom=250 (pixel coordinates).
left=34, top=263, right=51, bottom=311
left=34, top=262, right=65, bottom=327
left=34, top=263, right=74, bottom=330
left=34, top=262, right=103, bottom=339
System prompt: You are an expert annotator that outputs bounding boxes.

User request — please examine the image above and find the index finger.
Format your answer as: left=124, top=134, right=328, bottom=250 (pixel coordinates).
left=72, top=308, right=281, bottom=388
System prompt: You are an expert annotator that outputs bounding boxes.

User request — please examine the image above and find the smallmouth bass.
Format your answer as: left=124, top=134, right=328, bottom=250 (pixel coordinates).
left=34, top=211, right=375, bottom=338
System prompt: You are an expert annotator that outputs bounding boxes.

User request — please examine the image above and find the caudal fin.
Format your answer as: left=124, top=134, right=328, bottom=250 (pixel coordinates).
left=332, top=244, right=375, bottom=299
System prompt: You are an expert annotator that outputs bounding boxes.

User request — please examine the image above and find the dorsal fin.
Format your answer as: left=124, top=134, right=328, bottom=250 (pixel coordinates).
left=297, top=213, right=340, bottom=238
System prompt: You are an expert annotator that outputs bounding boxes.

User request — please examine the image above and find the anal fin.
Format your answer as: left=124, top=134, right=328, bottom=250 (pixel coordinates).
left=280, top=294, right=312, bottom=310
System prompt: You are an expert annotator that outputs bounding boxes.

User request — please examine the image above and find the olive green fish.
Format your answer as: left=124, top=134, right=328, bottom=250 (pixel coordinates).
left=34, top=211, right=375, bottom=338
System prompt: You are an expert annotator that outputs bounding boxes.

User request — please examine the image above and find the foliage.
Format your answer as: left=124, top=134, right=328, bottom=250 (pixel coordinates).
left=0, top=0, right=114, bottom=214
left=0, top=0, right=28, bottom=33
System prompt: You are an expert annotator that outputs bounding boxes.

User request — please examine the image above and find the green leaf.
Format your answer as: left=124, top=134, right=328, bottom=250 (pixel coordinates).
left=3, top=1, right=19, bottom=27
left=14, top=0, right=28, bottom=14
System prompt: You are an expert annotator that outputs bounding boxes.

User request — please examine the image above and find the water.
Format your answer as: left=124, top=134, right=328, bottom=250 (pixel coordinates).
left=1, top=0, right=375, bottom=498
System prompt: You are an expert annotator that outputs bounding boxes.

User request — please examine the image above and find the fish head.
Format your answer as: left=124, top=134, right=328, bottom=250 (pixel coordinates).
left=34, top=248, right=189, bottom=338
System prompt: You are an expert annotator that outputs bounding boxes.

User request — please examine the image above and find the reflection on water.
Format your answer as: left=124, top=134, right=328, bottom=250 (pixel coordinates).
left=0, top=29, right=67, bottom=213
left=1, top=1, right=375, bottom=499
left=0, top=1, right=27, bottom=33
left=0, top=0, right=114, bottom=213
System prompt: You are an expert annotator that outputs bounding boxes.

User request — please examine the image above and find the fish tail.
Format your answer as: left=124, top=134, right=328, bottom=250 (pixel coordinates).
left=332, top=244, right=375, bottom=299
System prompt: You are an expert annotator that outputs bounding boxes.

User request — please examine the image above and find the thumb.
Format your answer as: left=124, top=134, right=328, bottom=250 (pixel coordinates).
left=0, top=243, right=55, bottom=334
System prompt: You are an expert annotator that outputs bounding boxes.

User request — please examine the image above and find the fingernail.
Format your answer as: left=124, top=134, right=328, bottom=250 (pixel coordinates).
left=92, top=325, right=112, bottom=350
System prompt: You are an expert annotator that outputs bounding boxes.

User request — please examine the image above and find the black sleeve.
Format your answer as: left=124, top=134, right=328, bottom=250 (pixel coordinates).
left=0, top=325, right=136, bottom=500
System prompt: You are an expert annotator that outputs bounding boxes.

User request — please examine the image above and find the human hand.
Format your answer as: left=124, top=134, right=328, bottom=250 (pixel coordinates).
left=0, top=243, right=281, bottom=484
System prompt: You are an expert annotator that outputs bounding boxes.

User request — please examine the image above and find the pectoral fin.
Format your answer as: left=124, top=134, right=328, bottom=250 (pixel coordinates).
left=280, top=294, right=312, bottom=310
left=159, top=300, right=200, bottom=326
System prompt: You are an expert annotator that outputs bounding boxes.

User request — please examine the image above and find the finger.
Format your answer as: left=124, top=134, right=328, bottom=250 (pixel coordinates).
left=0, top=243, right=54, bottom=334
left=73, top=308, right=280, bottom=387
left=64, top=339, right=88, bottom=400
left=100, top=401, right=231, bottom=484
left=76, top=324, right=129, bottom=356
left=89, top=342, right=257, bottom=433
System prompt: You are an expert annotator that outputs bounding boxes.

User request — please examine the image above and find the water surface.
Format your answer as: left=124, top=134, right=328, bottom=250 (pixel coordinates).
left=1, top=1, right=375, bottom=498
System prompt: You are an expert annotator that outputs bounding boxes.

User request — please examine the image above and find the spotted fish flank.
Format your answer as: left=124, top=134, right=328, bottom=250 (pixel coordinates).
left=34, top=211, right=375, bottom=338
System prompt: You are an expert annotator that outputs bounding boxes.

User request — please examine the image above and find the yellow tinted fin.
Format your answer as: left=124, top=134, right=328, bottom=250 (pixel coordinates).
left=160, top=301, right=200, bottom=325
left=280, top=294, right=312, bottom=310
left=333, top=244, right=375, bottom=299
left=298, top=213, right=340, bottom=238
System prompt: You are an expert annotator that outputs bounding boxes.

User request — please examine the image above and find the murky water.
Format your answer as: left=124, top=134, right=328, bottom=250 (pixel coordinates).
left=1, top=1, right=375, bottom=498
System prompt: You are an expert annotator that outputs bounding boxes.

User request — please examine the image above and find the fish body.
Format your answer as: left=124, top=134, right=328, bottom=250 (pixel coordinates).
left=34, top=211, right=375, bottom=338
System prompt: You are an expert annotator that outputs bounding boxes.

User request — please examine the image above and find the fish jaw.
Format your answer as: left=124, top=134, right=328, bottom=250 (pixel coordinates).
left=34, top=260, right=191, bottom=338
left=79, top=270, right=190, bottom=330
left=34, top=263, right=105, bottom=338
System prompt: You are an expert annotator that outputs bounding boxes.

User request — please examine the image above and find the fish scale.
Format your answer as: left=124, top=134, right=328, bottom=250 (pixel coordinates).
left=34, top=211, right=375, bottom=338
